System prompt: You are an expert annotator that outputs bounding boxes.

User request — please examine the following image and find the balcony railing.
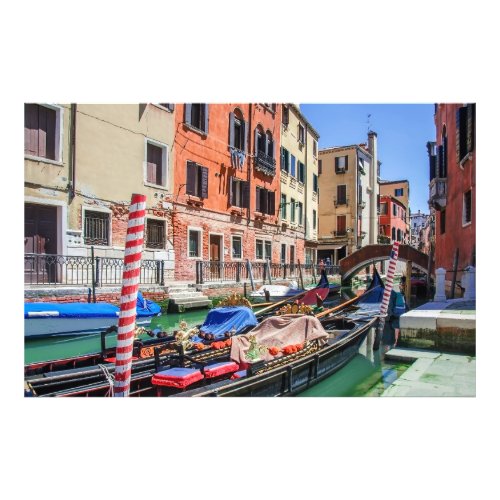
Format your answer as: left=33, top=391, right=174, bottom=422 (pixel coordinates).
left=334, top=197, right=349, bottom=207
left=429, top=177, right=447, bottom=209
left=254, top=151, right=276, bottom=176
left=24, top=252, right=165, bottom=286
left=195, top=261, right=340, bottom=284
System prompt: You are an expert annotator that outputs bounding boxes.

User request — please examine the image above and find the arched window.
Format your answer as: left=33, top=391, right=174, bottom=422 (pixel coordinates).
left=229, top=108, right=246, bottom=152
left=254, top=125, right=265, bottom=155
left=441, top=125, right=447, bottom=177
left=266, top=131, right=274, bottom=159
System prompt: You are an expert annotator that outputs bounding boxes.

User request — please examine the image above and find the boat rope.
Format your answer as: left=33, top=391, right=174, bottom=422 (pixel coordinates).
left=98, top=364, right=115, bottom=397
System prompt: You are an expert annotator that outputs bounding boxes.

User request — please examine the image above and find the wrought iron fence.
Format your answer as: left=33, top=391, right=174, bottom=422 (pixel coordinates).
left=195, top=261, right=340, bottom=284
left=24, top=252, right=165, bottom=287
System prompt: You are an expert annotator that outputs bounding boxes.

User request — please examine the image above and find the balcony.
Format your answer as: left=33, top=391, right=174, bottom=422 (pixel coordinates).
left=429, top=177, right=447, bottom=210
left=334, top=197, right=349, bottom=207
left=254, top=151, right=276, bottom=177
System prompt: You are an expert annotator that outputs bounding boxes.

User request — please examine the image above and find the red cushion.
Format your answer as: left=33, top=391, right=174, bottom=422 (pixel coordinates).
left=151, top=367, right=203, bottom=389
left=103, top=356, right=138, bottom=363
left=204, top=361, right=239, bottom=379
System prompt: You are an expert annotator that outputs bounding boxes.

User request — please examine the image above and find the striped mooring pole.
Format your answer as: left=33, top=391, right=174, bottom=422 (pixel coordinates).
left=378, top=241, right=400, bottom=333
left=113, top=193, right=147, bottom=397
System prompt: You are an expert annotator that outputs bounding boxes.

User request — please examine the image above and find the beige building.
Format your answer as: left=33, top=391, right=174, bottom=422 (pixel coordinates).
left=24, top=103, right=176, bottom=285
left=379, top=179, right=410, bottom=241
left=317, top=132, right=380, bottom=264
left=280, top=104, right=320, bottom=265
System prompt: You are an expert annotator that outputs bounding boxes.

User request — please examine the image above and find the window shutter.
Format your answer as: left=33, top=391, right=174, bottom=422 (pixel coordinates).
left=45, top=107, right=56, bottom=160
left=268, top=191, right=275, bottom=215
left=435, top=147, right=442, bottom=179
left=254, top=128, right=259, bottom=154
left=242, top=181, right=250, bottom=208
left=455, top=108, right=461, bottom=164
left=256, top=187, right=261, bottom=212
left=318, top=159, right=322, bottom=174
left=345, top=155, right=348, bottom=171
left=269, top=137, right=275, bottom=159
left=283, top=106, right=289, bottom=125
left=429, top=155, right=436, bottom=182
left=437, top=145, right=444, bottom=177
left=229, top=176, right=234, bottom=205
left=229, top=112, right=235, bottom=148
left=261, top=188, right=268, bottom=215
left=291, top=154, right=296, bottom=177
left=243, top=120, right=248, bottom=153
left=185, top=104, right=192, bottom=125
left=186, top=161, right=197, bottom=195
left=280, top=146, right=285, bottom=169
left=200, top=166, right=209, bottom=198
left=38, top=105, right=47, bottom=159
left=467, top=103, right=475, bottom=153
left=25, top=103, right=39, bottom=156
left=203, top=104, right=209, bottom=134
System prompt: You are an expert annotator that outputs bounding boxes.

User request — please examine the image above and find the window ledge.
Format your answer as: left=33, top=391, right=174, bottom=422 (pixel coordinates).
left=459, top=153, right=473, bottom=168
left=144, top=181, right=168, bottom=190
left=462, top=221, right=472, bottom=228
left=25, top=155, right=63, bottom=167
left=183, top=123, right=207, bottom=137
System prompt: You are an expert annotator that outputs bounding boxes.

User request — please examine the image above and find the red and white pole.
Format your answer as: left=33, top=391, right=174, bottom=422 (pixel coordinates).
left=379, top=241, right=400, bottom=327
left=113, top=193, right=147, bottom=397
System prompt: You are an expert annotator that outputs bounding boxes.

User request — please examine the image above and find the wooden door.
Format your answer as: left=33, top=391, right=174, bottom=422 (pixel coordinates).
left=209, top=235, right=221, bottom=279
left=25, top=204, right=57, bottom=284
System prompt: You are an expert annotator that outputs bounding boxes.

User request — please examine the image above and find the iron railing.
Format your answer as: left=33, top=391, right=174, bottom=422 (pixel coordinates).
left=254, top=150, right=276, bottom=176
left=195, top=261, right=340, bottom=284
left=24, top=252, right=165, bottom=287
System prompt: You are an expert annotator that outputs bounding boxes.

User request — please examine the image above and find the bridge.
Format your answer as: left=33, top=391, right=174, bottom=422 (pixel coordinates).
left=338, top=244, right=433, bottom=283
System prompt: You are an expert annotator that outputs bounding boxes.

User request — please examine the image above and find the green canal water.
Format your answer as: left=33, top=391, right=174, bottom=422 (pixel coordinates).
left=24, top=290, right=411, bottom=396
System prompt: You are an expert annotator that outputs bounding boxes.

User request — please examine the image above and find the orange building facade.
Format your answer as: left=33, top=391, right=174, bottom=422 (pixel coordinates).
left=378, top=195, right=409, bottom=243
left=172, top=103, right=296, bottom=281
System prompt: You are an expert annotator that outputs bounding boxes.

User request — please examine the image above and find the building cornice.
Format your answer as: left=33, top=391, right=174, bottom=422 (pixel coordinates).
left=287, top=104, right=320, bottom=139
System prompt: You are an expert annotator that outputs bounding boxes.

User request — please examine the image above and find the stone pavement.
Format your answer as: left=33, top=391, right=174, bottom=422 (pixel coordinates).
left=381, top=348, right=475, bottom=397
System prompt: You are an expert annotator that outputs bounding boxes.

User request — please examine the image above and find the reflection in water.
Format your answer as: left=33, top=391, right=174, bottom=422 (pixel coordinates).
left=299, top=326, right=409, bottom=397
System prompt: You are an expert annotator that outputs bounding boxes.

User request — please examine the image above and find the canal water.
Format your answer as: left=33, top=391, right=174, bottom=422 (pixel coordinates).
left=24, top=289, right=411, bottom=396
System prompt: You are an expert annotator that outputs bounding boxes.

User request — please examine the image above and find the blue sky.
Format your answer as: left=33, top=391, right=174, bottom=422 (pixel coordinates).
left=300, top=104, right=436, bottom=215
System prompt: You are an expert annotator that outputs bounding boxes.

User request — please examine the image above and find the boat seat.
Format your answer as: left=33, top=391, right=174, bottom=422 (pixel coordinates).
left=151, top=367, right=204, bottom=389
left=230, top=369, right=248, bottom=380
left=103, top=356, right=138, bottom=363
left=203, top=361, right=239, bottom=379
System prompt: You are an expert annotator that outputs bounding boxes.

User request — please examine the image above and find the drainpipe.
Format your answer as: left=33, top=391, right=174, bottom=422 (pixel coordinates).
left=247, top=103, right=252, bottom=226
left=69, top=103, right=77, bottom=201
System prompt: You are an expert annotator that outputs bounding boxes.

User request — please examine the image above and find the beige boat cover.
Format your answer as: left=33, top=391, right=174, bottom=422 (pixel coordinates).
left=230, top=314, right=329, bottom=366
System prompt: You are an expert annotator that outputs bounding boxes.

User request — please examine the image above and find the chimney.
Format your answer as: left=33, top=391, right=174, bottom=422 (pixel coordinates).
left=368, top=131, right=379, bottom=244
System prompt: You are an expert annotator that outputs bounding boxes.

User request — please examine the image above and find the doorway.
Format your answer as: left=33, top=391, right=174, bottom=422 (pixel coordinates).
left=209, top=234, right=223, bottom=280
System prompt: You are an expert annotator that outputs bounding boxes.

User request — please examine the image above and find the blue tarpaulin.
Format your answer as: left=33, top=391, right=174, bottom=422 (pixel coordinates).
left=191, top=306, right=258, bottom=341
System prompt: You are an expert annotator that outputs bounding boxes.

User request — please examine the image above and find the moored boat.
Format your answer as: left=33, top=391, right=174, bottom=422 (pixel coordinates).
left=24, top=292, right=161, bottom=339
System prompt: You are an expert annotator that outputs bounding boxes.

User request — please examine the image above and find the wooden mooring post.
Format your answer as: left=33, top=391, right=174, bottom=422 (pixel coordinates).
left=298, top=260, right=304, bottom=290
left=450, top=248, right=459, bottom=299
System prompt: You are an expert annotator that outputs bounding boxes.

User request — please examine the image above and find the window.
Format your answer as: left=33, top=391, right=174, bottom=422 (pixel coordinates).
left=313, top=209, right=317, bottom=230
left=186, top=161, right=209, bottom=198
left=256, top=239, right=272, bottom=261
left=281, top=194, right=287, bottom=219
left=380, top=202, right=388, bottom=215
left=463, top=190, right=472, bottom=225
left=229, top=111, right=246, bottom=151
left=266, top=131, right=274, bottom=159
left=313, top=174, right=318, bottom=193
left=229, top=177, right=249, bottom=208
left=336, top=215, right=346, bottom=236
left=397, top=229, right=402, bottom=242
left=298, top=161, right=305, bottom=183
left=394, top=188, right=404, bottom=197
left=281, top=147, right=290, bottom=173
left=337, top=185, right=347, bottom=205
left=290, top=198, right=296, bottom=223
left=290, top=245, right=295, bottom=264
left=24, top=103, right=62, bottom=162
left=188, top=229, right=202, bottom=258
left=282, top=106, right=289, bottom=126
left=281, top=244, right=287, bottom=264
left=392, top=227, right=396, bottom=241
left=145, top=140, right=167, bottom=187
left=313, top=140, right=318, bottom=158
left=440, top=210, right=446, bottom=234
left=290, top=154, right=296, bottom=177
left=456, top=104, right=475, bottom=164
left=184, top=104, right=208, bottom=134
left=255, top=186, right=275, bottom=215
left=298, top=123, right=305, bottom=144
left=393, top=204, right=397, bottom=216
left=232, top=235, right=242, bottom=259
left=84, top=210, right=110, bottom=246
left=335, top=155, right=348, bottom=173
left=146, top=219, right=165, bottom=249
left=297, top=202, right=303, bottom=225
left=318, top=159, right=322, bottom=175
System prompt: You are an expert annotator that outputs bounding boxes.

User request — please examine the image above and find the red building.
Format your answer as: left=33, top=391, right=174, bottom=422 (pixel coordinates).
left=428, top=103, right=475, bottom=291
left=172, top=104, right=283, bottom=281
left=378, top=195, right=409, bottom=243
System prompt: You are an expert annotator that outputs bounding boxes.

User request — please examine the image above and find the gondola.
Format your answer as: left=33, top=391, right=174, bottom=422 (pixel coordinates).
left=24, top=270, right=383, bottom=397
